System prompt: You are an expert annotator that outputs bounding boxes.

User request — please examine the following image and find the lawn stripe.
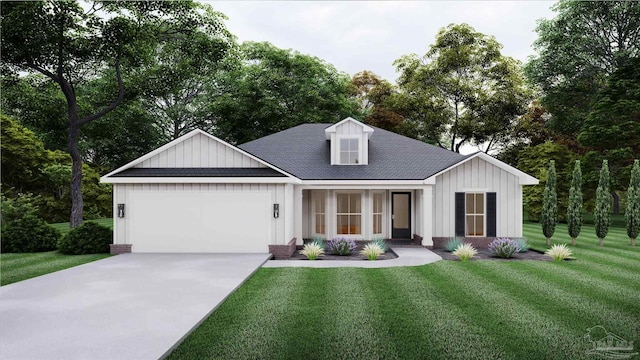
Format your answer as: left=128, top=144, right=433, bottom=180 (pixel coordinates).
left=167, top=268, right=305, bottom=360
left=437, top=263, right=590, bottom=359
left=1, top=252, right=110, bottom=286
left=385, top=265, right=508, bottom=359
left=319, top=268, right=399, bottom=360
left=466, top=261, right=640, bottom=337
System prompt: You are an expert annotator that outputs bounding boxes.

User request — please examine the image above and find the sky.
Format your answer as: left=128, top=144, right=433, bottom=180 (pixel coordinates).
left=210, top=1, right=557, bottom=83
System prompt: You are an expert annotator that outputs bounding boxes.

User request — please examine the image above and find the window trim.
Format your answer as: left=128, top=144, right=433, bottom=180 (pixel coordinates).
left=465, top=192, right=486, bottom=237
left=335, top=191, right=363, bottom=236
left=337, top=135, right=361, bottom=165
left=372, top=191, right=384, bottom=236
left=311, top=191, right=326, bottom=236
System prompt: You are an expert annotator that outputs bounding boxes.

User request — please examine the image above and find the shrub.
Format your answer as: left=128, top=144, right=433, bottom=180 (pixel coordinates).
left=361, top=243, right=384, bottom=260
left=0, top=215, right=61, bottom=253
left=545, top=244, right=573, bottom=261
left=326, top=237, right=356, bottom=255
left=515, top=238, right=529, bottom=253
left=370, top=237, right=388, bottom=252
left=488, top=238, right=520, bottom=258
left=301, top=243, right=325, bottom=260
left=444, top=237, right=463, bottom=252
left=58, top=222, right=112, bottom=255
left=310, top=236, right=326, bottom=250
left=452, top=243, right=477, bottom=262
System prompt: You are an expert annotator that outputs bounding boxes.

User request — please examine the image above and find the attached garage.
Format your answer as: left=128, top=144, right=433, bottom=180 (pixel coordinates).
left=128, top=191, right=271, bottom=253
left=101, top=130, right=299, bottom=253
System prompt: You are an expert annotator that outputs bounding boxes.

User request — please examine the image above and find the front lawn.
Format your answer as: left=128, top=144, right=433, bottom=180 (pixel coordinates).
left=49, top=218, right=113, bottom=235
left=0, top=251, right=111, bottom=286
left=168, top=223, right=640, bottom=360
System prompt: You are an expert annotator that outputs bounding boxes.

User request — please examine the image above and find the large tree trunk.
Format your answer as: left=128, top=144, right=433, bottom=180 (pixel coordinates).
left=611, top=191, right=619, bottom=215
left=68, top=124, right=84, bottom=228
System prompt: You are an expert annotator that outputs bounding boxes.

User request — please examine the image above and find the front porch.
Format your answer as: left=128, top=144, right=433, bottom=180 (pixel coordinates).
left=297, top=186, right=434, bottom=247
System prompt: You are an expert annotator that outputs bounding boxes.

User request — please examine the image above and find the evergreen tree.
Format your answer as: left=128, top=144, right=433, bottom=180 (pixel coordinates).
left=594, top=160, right=611, bottom=246
left=542, top=160, right=557, bottom=246
left=567, top=160, right=583, bottom=246
left=626, top=160, right=640, bottom=246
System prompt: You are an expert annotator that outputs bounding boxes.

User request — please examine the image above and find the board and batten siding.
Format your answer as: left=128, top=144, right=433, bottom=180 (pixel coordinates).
left=330, top=120, right=369, bottom=165
left=134, top=133, right=265, bottom=169
left=113, top=183, right=289, bottom=247
left=433, top=156, right=523, bottom=237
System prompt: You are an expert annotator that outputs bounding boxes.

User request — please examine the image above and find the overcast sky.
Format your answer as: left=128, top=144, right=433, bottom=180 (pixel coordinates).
left=210, top=1, right=557, bottom=83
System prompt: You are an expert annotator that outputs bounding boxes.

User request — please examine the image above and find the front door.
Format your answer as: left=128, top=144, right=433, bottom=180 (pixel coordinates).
left=391, top=192, right=411, bottom=239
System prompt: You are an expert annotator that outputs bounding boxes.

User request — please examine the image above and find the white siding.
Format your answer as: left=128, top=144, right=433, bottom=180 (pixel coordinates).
left=135, top=133, right=265, bottom=169
left=113, top=183, right=288, bottom=246
left=330, top=120, right=369, bottom=165
left=433, top=156, right=523, bottom=237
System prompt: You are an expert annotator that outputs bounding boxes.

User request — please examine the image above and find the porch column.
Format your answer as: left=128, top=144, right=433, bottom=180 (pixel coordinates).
left=294, top=185, right=303, bottom=245
left=422, top=185, right=433, bottom=246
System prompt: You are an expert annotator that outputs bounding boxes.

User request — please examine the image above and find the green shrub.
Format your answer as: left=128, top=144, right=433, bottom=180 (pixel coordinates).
left=310, top=236, right=326, bottom=250
left=444, top=237, right=463, bottom=252
left=488, top=238, right=520, bottom=258
left=361, top=243, right=384, bottom=260
left=58, top=222, right=112, bottom=255
left=515, top=238, right=529, bottom=253
left=370, top=237, right=388, bottom=252
left=1, top=215, right=61, bottom=253
left=452, top=243, right=477, bottom=262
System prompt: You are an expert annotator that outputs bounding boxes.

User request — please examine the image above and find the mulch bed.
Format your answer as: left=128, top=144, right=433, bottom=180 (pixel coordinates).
left=432, top=248, right=552, bottom=261
left=287, top=246, right=399, bottom=261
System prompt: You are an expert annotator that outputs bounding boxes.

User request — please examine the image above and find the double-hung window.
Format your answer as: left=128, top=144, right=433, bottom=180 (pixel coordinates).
left=337, top=192, right=362, bottom=235
left=372, top=192, right=383, bottom=235
left=314, top=196, right=325, bottom=235
left=339, top=138, right=360, bottom=164
left=465, top=193, right=485, bottom=236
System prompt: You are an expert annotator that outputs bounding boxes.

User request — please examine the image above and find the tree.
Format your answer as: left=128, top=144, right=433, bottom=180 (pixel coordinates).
left=1, top=1, right=227, bottom=227
left=210, top=41, right=360, bottom=144
left=542, top=160, right=558, bottom=246
left=567, top=160, right=583, bottom=246
left=394, top=23, right=531, bottom=153
left=626, top=160, right=640, bottom=246
left=594, top=160, right=611, bottom=246
left=525, top=1, right=640, bottom=138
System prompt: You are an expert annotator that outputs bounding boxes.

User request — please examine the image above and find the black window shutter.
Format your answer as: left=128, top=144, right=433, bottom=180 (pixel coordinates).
left=455, top=193, right=465, bottom=237
left=486, top=192, right=497, bottom=237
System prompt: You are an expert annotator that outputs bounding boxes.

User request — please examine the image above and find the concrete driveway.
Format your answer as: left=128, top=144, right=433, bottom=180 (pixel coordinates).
left=0, top=253, right=270, bottom=360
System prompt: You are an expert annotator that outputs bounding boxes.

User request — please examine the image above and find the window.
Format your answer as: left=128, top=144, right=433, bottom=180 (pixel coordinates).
left=337, top=193, right=361, bottom=235
left=339, top=138, right=359, bottom=164
left=465, top=193, right=485, bottom=236
left=314, top=196, right=325, bottom=235
left=373, top=192, right=383, bottom=235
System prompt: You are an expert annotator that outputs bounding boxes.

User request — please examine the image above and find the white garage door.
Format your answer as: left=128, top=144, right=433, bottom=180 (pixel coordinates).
left=128, top=191, right=272, bottom=253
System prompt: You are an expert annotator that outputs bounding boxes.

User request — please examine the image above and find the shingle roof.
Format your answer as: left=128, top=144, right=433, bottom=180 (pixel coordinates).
left=238, top=124, right=466, bottom=180
left=110, top=168, right=286, bottom=178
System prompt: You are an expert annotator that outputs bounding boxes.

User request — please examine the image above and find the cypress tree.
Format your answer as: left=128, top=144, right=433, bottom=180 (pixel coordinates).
left=626, top=160, right=640, bottom=246
left=594, top=160, right=611, bottom=246
left=542, top=160, right=557, bottom=246
left=567, top=160, right=582, bottom=246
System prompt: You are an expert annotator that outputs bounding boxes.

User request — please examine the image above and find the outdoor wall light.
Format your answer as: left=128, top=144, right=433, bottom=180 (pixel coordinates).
left=118, top=204, right=125, bottom=218
left=273, top=203, right=279, bottom=218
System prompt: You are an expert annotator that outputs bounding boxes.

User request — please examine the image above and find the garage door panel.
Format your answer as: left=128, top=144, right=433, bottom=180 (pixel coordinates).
left=128, top=191, right=271, bottom=253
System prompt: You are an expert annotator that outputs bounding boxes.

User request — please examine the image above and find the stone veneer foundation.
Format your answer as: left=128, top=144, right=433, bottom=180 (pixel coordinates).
left=109, top=244, right=132, bottom=255
left=268, top=238, right=297, bottom=259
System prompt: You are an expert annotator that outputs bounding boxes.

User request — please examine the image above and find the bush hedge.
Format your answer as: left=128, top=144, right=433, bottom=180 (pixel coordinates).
left=1, top=215, right=61, bottom=253
left=58, top=222, right=113, bottom=255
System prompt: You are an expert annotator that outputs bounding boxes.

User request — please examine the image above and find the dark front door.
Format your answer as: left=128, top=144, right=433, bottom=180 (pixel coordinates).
left=392, top=192, right=411, bottom=239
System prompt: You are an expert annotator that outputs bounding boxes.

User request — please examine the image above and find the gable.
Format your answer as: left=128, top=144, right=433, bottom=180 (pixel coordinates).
left=134, top=133, right=265, bottom=169
left=425, top=152, right=538, bottom=185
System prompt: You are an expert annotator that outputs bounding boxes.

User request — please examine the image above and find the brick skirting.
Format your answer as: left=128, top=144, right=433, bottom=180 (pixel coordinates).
left=110, top=244, right=132, bottom=255
left=269, top=238, right=297, bottom=259
left=412, top=234, right=423, bottom=245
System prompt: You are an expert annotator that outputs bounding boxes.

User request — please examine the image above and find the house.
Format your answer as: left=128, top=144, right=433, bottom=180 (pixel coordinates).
left=101, top=117, right=538, bottom=256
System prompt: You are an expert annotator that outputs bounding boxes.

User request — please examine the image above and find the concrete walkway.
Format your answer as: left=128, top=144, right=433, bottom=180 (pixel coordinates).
left=262, top=247, right=441, bottom=268
left=0, top=253, right=270, bottom=360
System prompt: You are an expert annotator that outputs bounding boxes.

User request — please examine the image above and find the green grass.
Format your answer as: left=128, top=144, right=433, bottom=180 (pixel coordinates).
left=168, top=223, right=640, bottom=360
left=50, top=218, right=113, bottom=235
left=1, top=218, right=113, bottom=285
left=0, top=251, right=111, bottom=286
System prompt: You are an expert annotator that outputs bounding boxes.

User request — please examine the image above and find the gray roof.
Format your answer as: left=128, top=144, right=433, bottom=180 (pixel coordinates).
left=238, top=124, right=466, bottom=180
left=111, top=168, right=286, bottom=178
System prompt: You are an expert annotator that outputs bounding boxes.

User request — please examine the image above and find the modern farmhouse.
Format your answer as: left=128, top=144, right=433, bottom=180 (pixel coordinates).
left=101, top=117, right=538, bottom=256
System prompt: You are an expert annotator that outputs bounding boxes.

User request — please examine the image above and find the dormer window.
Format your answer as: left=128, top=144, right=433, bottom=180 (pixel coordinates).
left=339, top=137, right=360, bottom=165
left=326, top=117, right=373, bottom=166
